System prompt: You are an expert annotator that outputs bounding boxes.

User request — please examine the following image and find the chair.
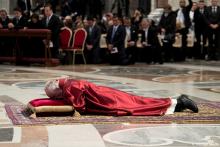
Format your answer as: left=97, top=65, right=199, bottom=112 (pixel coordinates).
left=59, top=27, right=73, bottom=50
left=62, top=28, right=87, bottom=64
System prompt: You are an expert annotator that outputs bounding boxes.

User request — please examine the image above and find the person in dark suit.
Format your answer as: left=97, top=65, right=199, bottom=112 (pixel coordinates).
left=123, top=17, right=138, bottom=64
left=7, top=7, right=28, bottom=64
left=204, top=0, right=220, bottom=60
left=8, top=7, right=27, bottom=29
left=175, top=0, right=193, bottom=61
left=85, top=17, right=102, bottom=64
left=42, top=3, right=63, bottom=58
left=139, top=18, right=162, bottom=64
left=194, top=0, right=208, bottom=59
left=106, top=15, right=127, bottom=65
left=158, top=4, right=176, bottom=62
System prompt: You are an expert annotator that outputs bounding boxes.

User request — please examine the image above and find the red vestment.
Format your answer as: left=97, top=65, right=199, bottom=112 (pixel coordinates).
left=59, top=79, right=172, bottom=116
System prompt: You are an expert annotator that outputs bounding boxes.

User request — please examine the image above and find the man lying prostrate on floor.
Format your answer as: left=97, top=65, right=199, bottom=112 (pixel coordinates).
left=44, top=78, right=199, bottom=116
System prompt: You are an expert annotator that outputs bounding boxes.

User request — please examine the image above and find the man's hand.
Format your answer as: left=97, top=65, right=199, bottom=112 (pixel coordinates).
left=210, top=24, right=219, bottom=29
left=107, top=44, right=113, bottom=51
left=8, top=23, right=14, bottom=29
left=86, top=44, right=93, bottom=50
left=127, top=41, right=135, bottom=47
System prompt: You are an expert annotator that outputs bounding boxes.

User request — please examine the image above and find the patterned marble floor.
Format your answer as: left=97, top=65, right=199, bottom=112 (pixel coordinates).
left=0, top=62, right=220, bottom=147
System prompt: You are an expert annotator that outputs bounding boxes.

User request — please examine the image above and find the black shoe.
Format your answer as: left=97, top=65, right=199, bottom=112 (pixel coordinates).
left=174, top=95, right=199, bottom=113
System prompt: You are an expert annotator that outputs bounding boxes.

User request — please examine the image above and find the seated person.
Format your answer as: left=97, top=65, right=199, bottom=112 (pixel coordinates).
left=44, top=78, right=199, bottom=116
left=8, top=7, right=27, bottom=29
left=0, top=8, right=10, bottom=28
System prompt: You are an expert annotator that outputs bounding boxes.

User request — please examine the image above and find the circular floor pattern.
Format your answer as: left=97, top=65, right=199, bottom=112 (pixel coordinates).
left=153, top=74, right=220, bottom=83
left=103, top=125, right=220, bottom=146
left=92, top=66, right=191, bottom=76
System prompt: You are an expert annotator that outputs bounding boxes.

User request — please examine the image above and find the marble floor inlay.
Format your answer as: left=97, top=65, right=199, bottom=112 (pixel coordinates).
left=103, top=125, right=220, bottom=146
left=0, top=62, right=220, bottom=147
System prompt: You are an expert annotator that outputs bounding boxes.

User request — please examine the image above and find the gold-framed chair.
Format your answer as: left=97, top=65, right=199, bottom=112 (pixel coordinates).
left=66, top=28, right=87, bottom=64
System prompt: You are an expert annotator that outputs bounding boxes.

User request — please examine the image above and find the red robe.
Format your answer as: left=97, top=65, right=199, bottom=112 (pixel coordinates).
left=59, top=79, right=172, bottom=116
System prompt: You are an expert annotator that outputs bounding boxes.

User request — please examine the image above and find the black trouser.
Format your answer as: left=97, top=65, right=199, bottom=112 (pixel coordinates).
left=177, top=28, right=189, bottom=61
left=207, top=28, right=219, bottom=60
left=126, top=46, right=137, bottom=64
left=195, top=29, right=208, bottom=59
left=162, top=41, right=174, bottom=62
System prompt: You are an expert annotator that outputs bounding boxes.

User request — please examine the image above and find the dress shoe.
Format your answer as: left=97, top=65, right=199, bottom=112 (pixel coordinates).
left=174, top=95, right=199, bottom=113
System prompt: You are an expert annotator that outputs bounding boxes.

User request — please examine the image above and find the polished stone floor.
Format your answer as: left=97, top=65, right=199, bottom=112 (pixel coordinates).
left=0, top=61, right=220, bottom=147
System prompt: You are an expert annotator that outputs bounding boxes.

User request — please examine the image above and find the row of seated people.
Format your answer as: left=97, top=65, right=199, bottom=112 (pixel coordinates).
left=60, top=15, right=199, bottom=65
left=1, top=1, right=219, bottom=65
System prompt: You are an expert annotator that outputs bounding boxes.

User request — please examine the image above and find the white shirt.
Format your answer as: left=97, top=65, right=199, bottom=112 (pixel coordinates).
left=176, top=8, right=185, bottom=28
left=212, top=6, right=217, bottom=13
left=144, top=27, right=149, bottom=42
left=125, top=26, right=131, bottom=41
left=189, top=11, right=194, bottom=22
left=177, top=9, right=185, bottom=22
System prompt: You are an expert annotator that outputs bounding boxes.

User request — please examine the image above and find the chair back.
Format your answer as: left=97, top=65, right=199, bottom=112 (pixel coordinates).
left=72, top=28, right=87, bottom=50
left=59, top=27, right=72, bottom=49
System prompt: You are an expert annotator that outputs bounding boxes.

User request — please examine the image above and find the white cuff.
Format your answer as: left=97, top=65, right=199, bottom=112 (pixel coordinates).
left=165, top=98, right=177, bottom=115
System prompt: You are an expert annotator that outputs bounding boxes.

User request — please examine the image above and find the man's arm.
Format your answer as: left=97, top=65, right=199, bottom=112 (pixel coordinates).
left=186, top=0, right=193, bottom=12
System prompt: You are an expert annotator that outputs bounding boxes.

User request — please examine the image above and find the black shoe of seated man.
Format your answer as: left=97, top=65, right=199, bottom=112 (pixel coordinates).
left=174, top=95, right=199, bottom=113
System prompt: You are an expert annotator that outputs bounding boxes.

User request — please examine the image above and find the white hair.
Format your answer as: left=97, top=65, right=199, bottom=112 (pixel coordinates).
left=44, top=79, right=63, bottom=98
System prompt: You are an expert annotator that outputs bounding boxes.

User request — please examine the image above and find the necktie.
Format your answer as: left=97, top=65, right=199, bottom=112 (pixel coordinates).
left=16, top=19, right=19, bottom=24
left=46, top=17, right=50, bottom=26
left=89, top=27, right=92, bottom=36
left=200, top=9, right=204, bottom=14
left=111, top=26, right=117, bottom=42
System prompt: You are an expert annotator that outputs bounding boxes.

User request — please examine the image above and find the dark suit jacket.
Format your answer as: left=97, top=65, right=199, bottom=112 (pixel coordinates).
left=158, top=11, right=176, bottom=34
left=140, top=26, right=160, bottom=47
left=12, top=16, right=27, bottom=29
left=42, top=14, right=63, bottom=48
left=175, top=0, right=193, bottom=29
left=204, top=6, right=220, bottom=26
left=126, top=25, right=138, bottom=42
left=106, top=25, right=126, bottom=51
left=194, top=7, right=208, bottom=32
left=0, top=17, right=10, bottom=28
left=86, top=24, right=101, bottom=49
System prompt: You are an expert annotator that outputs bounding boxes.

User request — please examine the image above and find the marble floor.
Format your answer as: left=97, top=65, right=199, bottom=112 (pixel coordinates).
left=0, top=61, right=220, bottom=147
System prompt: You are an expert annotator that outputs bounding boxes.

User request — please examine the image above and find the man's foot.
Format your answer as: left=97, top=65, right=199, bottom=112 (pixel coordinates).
left=174, top=95, right=199, bottom=113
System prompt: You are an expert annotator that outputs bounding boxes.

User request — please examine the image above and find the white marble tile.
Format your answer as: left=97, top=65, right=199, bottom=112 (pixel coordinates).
left=47, top=124, right=105, bottom=147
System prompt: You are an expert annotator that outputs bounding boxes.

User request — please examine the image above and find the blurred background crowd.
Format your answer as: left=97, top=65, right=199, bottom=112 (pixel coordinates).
left=0, top=0, right=220, bottom=65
